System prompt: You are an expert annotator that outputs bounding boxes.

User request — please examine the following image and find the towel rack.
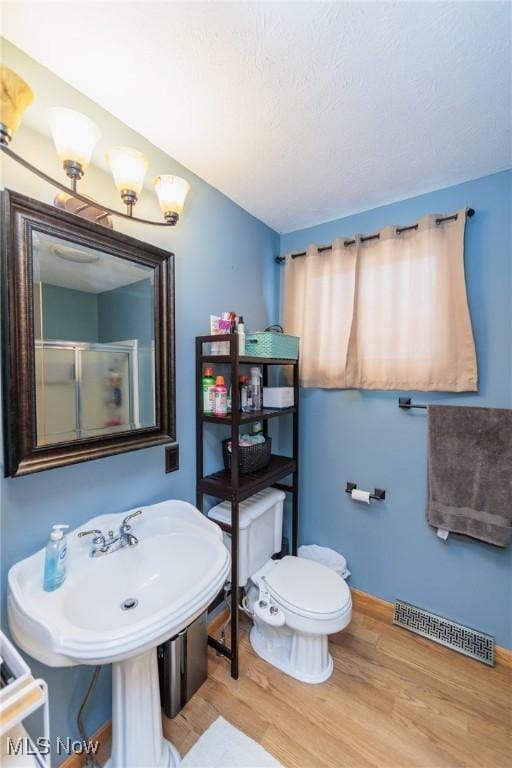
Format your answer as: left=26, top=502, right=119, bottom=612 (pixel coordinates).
left=398, top=397, right=427, bottom=410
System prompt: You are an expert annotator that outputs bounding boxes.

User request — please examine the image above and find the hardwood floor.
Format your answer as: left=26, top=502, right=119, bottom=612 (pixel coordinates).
left=165, top=594, right=512, bottom=768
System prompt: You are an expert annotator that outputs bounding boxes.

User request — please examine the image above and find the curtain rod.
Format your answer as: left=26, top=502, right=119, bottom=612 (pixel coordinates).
left=274, top=208, right=475, bottom=264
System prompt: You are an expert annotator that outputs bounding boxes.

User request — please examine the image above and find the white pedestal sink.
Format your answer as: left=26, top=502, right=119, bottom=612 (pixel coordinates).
left=8, top=500, right=230, bottom=767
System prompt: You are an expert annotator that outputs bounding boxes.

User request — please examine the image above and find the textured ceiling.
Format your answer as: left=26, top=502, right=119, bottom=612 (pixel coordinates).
left=3, top=1, right=511, bottom=233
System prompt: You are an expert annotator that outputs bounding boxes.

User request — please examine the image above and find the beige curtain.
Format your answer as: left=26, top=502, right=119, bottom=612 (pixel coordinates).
left=283, top=210, right=478, bottom=391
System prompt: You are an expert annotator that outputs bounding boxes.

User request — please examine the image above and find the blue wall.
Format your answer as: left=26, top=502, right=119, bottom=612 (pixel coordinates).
left=279, top=170, right=512, bottom=649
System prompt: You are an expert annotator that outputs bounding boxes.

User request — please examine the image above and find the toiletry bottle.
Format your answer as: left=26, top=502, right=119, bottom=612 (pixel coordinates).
left=239, top=375, right=250, bottom=412
left=43, top=524, right=69, bottom=592
left=202, top=366, right=216, bottom=414
left=210, top=315, right=222, bottom=354
left=227, top=384, right=232, bottom=414
left=237, top=316, right=245, bottom=356
left=250, top=366, right=262, bottom=411
left=213, top=376, right=228, bottom=417
left=229, top=311, right=238, bottom=334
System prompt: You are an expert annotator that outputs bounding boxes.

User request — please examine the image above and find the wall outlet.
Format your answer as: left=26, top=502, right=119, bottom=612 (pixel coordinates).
left=165, top=445, right=179, bottom=474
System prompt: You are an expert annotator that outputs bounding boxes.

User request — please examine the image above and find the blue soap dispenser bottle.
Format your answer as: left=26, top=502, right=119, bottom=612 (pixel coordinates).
left=43, top=524, right=69, bottom=592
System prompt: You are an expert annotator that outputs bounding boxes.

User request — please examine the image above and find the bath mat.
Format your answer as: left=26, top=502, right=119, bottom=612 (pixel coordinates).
left=182, top=716, right=283, bottom=768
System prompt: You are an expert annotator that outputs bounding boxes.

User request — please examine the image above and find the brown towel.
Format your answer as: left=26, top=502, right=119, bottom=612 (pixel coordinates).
left=427, top=405, right=512, bottom=547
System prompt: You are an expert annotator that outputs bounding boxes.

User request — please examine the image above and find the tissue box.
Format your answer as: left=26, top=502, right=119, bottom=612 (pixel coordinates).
left=263, top=387, right=294, bottom=409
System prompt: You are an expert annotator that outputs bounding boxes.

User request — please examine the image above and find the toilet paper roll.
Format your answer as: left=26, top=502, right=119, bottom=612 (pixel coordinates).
left=351, top=488, right=371, bottom=504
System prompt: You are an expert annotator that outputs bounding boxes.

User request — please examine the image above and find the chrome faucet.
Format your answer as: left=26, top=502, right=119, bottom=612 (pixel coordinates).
left=119, top=510, right=142, bottom=547
left=78, top=510, right=143, bottom=557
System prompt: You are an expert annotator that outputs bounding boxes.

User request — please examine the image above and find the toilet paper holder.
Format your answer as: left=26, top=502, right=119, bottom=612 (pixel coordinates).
left=345, top=482, right=386, bottom=501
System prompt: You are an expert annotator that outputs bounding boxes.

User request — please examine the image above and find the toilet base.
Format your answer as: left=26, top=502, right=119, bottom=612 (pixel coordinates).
left=250, top=625, right=334, bottom=684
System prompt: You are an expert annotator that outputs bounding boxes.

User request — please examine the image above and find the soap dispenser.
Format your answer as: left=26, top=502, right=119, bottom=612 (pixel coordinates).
left=43, top=524, right=69, bottom=592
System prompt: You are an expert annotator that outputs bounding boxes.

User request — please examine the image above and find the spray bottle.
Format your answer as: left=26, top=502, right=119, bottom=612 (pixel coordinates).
left=250, top=366, right=262, bottom=411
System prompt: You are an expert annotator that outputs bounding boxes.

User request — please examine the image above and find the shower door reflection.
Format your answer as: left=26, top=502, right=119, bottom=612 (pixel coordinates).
left=35, top=340, right=143, bottom=445
left=35, top=345, right=77, bottom=444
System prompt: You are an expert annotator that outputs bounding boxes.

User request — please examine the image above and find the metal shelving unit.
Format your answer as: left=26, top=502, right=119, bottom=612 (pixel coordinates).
left=195, top=333, right=299, bottom=679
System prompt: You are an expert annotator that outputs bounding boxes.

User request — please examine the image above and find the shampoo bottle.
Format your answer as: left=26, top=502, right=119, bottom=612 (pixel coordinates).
left=43, top=524, right=69, bottom=592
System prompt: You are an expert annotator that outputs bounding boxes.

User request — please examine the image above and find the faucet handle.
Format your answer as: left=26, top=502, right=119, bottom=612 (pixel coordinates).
left=78, top=528, right=105, bottom=544
left=121, top=509, right=142, bottom=531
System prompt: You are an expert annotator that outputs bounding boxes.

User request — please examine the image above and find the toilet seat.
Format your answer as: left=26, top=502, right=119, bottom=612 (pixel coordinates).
left=257, top=555, right=351, bottom=620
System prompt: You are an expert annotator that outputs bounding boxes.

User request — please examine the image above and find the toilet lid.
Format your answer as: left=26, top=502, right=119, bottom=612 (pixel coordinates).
left=264, top=556, right=350, bottom=615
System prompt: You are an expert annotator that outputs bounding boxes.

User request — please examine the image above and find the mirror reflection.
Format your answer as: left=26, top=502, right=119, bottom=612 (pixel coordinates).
left=32, top=231, right=156, bottom=446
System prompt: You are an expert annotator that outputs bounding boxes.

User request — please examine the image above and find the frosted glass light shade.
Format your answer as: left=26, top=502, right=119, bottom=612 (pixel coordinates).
left=107, top=146, right=149, bottom=198
left=0, top=66, right=34, bottom=143
left=48, top=107, right=100, bottom=168
left=153, top=175, right=190, bottom=220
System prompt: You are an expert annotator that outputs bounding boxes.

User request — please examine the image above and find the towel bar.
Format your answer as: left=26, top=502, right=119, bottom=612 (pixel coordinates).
left=398, top=397, right=427, bottom=410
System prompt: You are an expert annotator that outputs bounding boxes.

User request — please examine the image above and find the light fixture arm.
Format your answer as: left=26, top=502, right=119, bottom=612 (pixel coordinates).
left=0, top=144, right=175, bottom=227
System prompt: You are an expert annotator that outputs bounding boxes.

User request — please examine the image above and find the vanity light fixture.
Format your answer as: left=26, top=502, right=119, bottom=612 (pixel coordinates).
left=0, top=66, right=34, bottom=146
left=48, top=107, right=101, bottom=191
left=107, top=146, right=149, bottom=216
left=153, top=175, right=191, bottom=225
left=0, top=65, right=190, bottom=227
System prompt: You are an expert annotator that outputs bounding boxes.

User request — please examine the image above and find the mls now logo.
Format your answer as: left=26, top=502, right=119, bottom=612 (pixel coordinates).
left=8, top=738, right=51, bottom=757
left=8, top=736, right=100, bottom=757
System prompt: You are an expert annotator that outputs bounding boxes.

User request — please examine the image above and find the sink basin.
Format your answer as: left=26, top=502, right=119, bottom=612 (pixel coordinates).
left=8, top=499, right=230, bottom=767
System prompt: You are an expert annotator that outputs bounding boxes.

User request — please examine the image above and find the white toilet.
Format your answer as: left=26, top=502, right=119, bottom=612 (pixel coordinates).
left=209, top=488, right=352, bottom=684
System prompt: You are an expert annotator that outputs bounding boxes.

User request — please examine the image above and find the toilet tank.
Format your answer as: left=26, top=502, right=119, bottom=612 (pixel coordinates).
left=208, top=488, right=285, bottom=586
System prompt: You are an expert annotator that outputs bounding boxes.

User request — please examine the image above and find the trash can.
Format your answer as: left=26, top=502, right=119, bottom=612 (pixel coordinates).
left=298, top=544, right=351, bottom=580
left=157, top=611, right=208, bottom=719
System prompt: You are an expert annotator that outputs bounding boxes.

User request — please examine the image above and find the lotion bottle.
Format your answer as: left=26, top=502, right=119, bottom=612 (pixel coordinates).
left=213, top=376, right=228, bottom=418
left=43, top=524, right=69, bottom=592
left=237, top=316, right=246, bottom=356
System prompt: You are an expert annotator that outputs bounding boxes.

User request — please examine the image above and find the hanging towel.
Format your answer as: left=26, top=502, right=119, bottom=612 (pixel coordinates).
left=427, top=405, right=512, bottom=547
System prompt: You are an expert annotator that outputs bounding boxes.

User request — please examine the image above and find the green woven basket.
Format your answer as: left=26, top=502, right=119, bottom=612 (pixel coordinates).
left=245, top=326, right=299, bottom=359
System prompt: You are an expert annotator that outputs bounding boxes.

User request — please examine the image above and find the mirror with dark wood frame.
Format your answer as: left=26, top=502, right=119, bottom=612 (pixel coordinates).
left=2, top=190, right=176, bottom=477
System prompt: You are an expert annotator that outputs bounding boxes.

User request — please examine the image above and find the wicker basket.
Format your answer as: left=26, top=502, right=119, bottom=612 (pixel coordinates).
left=222, top=437, right=272, bottom=474
left=245, top=325, right=299, bottom=359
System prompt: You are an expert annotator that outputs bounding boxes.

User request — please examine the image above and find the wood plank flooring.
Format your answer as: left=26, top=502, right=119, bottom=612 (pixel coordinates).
left=165, top=594, right=512, bottom=768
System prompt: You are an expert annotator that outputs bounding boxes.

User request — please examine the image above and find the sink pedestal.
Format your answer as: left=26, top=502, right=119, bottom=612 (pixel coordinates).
left=106, top=647, right=180, bottom=768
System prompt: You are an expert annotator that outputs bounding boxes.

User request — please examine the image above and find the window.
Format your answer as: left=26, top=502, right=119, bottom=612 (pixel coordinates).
left=283, top=210, right=477, bottom=391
